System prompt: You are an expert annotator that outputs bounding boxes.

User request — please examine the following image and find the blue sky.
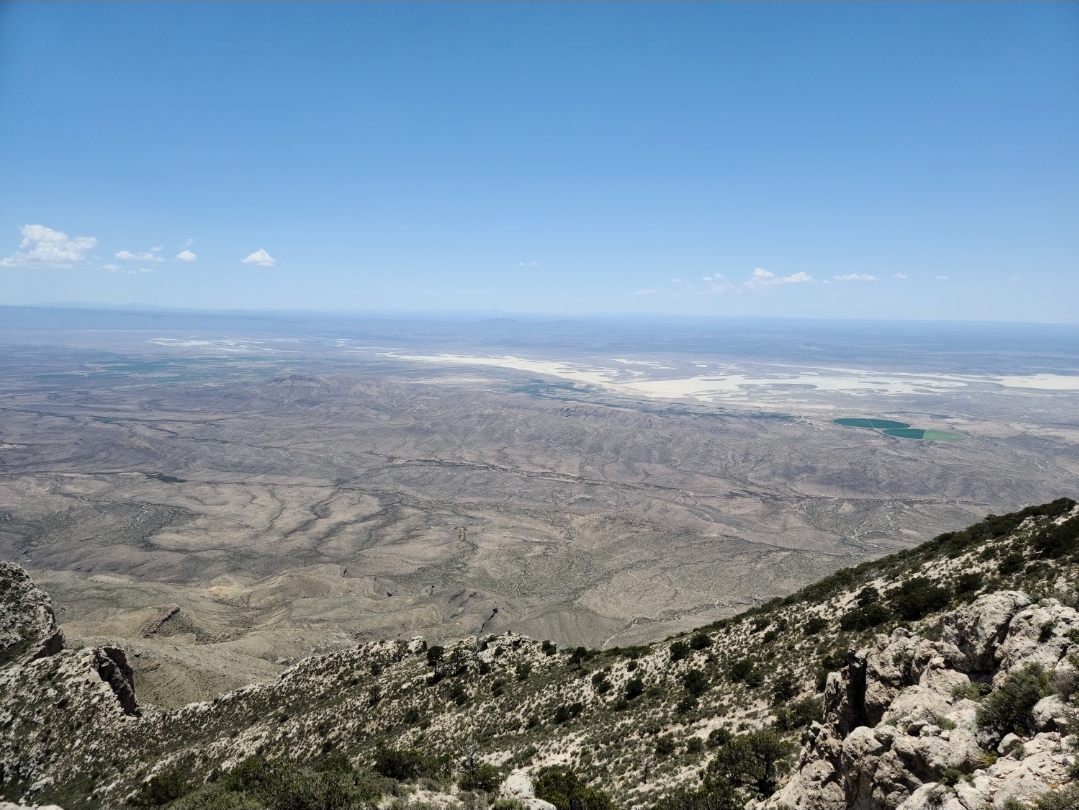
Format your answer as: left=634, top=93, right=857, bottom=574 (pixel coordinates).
left=0, top=2, right=1076, bottom=321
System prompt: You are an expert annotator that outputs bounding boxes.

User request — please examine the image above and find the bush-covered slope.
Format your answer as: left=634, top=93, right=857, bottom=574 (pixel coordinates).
left=1, top=499, right=1077, bottom=809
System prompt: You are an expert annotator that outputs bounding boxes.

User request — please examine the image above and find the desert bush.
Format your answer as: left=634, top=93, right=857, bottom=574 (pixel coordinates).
left=690, top=632, right=711, bottom=650
left=803, top=616, right=827, bottom=636
left=553, top=703, right=583, bottom=724
left=683, top=669, right=710, bottom=697
left=977, top=663, right=1051, bottom=737
left=655, top=736, right=676, bottom=757
left=516, top=662, right=532, bottom=682
left=954, top=572, right=983, bottom=599
left=313, top=754, right=352, bottom=775
left=131, top=770, right=193, bottom=806
left=887, top=577, right=950, bottom=621
left=774, top=697, right=822, bottom=731
left=624, top=676, right=645, bottom=701
left=1031, top=515, right=1079, bottom=559
left=704, top=730, right=792, bottom=797
left=1035, top=782, right=1079, bottom=810
left=707, top=728, right=732, bottom=748
left=542, top=640, right=557, bottom=656
left=373, top=748, right=445, bottom=782
left=999, top=553, right=1025, bottom=576
left=426, top=646, right=444, bottom=667
left=771, top=673, right=797, bottom=705
left=670, top=641, right=690, bottom=662
left=458, top=763, right=501, bottom=793
left=677, top=695, right=699, bottom=714
left=728, top=659, right=753, bottom=683
left=533, top=767, right=613, bottom=810
left=839, top=603, right=890, bottom=632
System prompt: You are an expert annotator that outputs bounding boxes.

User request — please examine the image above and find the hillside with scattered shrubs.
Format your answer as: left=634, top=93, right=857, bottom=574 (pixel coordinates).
left=1, top=499, right=1077, bottom=810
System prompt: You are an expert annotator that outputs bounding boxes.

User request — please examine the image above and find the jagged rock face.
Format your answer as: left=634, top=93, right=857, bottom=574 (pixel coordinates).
left=0, top=561, right=65, bottom=667
left=770, top=591, right=1079, bottom=810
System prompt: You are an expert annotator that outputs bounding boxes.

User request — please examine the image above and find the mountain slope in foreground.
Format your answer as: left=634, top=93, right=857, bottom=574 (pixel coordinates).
left=2, top=499, right=1078, bottom=810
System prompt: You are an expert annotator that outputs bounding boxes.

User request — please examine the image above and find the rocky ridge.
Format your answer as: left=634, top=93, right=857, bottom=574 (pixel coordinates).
left=770, top=590, right=1079, bottom=809
left=1, top=501, right=1077, bottom=809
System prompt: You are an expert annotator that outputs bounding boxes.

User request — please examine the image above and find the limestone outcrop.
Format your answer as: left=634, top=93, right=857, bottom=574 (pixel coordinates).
left=768, top=591, right=1078, bottom=810
left=500, top=770, right=558, bottom=810
left=0, top=561, right=65, bottom=667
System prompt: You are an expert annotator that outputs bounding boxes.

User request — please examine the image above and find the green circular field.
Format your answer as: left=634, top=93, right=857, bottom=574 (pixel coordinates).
left=834, top=418, right=965, bottom=442
left=832, top=418, right=910, bottom=430
left=882, top=428, right=966, bottom=441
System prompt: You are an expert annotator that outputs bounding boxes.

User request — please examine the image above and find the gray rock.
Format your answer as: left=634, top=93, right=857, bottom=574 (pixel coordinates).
left=1031, top=694, right=1069, bottom=733
left=998, top=732, right=1022, bottom=755
left=943, top=591, right=1031, bottom=673
left=500, top=771, right=556, bottom=810
left=0, top=561, right=66, bottom=668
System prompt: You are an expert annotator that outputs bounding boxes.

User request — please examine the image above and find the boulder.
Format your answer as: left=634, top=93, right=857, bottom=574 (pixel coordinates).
left=500, top=770, right=557, bottom=810
left=942, top=591, right=1031, bottom=673
left=995, top=599, right=1079, bottom=677
left=1031, top=694, right=1069, bottom=733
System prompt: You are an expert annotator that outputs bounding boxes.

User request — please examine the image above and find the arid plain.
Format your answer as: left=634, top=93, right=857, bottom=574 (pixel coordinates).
left=2, top=310, right=1078, bottom=707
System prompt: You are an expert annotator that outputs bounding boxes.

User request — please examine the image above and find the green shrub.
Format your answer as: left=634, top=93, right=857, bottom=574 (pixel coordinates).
left=690, top=633, right=712, bottom=650
left=459, top=763, right=502, bottom=793
left=887, top=577, right=950, bottom=621
left=670, top=641, right=690, bottom=662
left=655, top=736, right=676, bottom=757
left=1031, top=515, right=1079, bottom=559
left=774, top=697, right=822, bottom=731
left=373, top=748, right=438, bottom=781
left=999, top=553, right=1025, bottom=576
left=533, top=767, right=613, bottom=810
left=313, top=753, right=352, bottom=775
left=677, top=695, right=699, bottom=714
left=954, top=572, right=983, bottom=598
left=976, top=663, right=1051, bottom=737
left=553, top=703, right=583, bottom=724
left=624, top=676, right=645, bottom=701
left=707, top=728, right=732, bottom=748
left=728, top=659, right=753, bottom=683
left=683, top=669, right=710, bottom=697
left=1035, top=782, right=1079, bottom=810
left=705, top=731, right=792, bottom=797
left=839, top=602, right=891, bottom=632
left=803, top=616, right=827, bottom=636
left=131, top=770, right=192, bottom=806
left=771, top=673, right=798, bottom=705
left=516, top=662, right=532, bottom=681
left=426, top=646, right=444, bottom=667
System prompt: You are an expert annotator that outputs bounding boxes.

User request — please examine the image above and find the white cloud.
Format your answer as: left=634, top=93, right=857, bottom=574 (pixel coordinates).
left=935, top=275, right=949, bottom=281
left=701, top=273, right=733, bottom=294
left=176, top=250, right=197, bottom=262
left=184, top=237, right=195, bottom=247
left=892, top=273, right=908, bottom=280
left=0, top=224, right=97, bottom=267
left=740, top=268, right=811, bottom=290
left=242, top=249, right=275, bottom=267
left=116, top=248, right=164, bottom=262
left=519, top=262, right=539, bottom=267
left=634, top=287, right=660, bottom=296
left=834, top=274, right=879, bottom=282
left=101, top=264, right=121, bottom=272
